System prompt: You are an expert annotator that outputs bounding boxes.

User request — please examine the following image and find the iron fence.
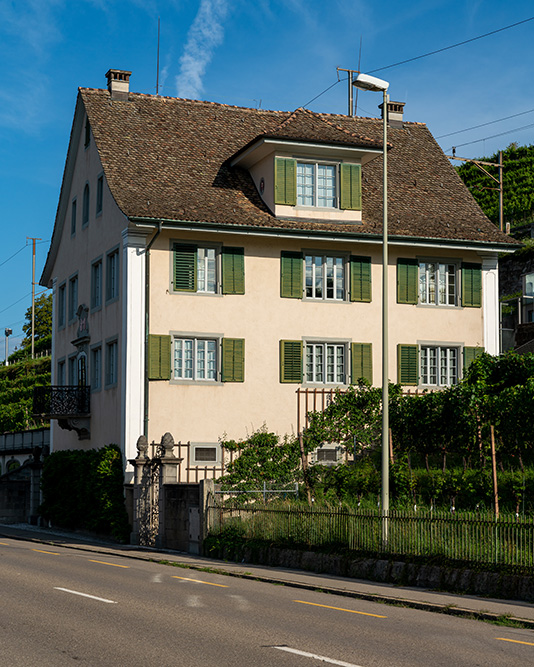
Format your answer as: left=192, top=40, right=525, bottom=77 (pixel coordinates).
left=207, top=504, right=534, bottom=572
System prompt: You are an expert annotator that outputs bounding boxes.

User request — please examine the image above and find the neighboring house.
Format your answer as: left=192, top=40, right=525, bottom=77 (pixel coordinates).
left=37, top=69, right=517, bottom=480
left=499, top=247, right=534, bottom=352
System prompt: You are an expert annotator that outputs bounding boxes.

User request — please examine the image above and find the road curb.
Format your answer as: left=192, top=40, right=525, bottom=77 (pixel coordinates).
left=3, top=529, right=534, bottom=629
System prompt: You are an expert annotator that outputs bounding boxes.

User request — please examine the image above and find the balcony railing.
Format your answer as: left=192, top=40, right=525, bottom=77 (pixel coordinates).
left=33, top=386, right=91, bottom=418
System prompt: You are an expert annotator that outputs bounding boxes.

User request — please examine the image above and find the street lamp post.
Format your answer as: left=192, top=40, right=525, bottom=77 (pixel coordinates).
left=353, top=73, right=390, bottom=543
left=4, top=328, right=12, bottom=366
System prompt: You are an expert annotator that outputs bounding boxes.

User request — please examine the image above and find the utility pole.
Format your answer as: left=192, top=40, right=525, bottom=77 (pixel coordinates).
left=337, top=67, right=361, bottom=117
left=446, top=150, right=505, bottom=233
left=26, top=237, right=41, bottom=359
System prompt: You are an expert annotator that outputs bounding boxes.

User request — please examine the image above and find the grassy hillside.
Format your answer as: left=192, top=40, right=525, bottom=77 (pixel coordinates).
left=0, top=356, right=50, bottom=433
left=456, top=143, right=534, bottom=232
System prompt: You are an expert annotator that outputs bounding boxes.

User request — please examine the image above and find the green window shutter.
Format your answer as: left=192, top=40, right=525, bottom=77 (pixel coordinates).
left=340, top=163, right=362, bottom=210
left=173, top=243, right=197, bottom=292
left=351, top=343, right=372, bottom=384
left=274, top=158, right=297, bottom=205
left=280, top=340, right=303, bottom=383
left=280, top=251, right=303, bottom=299
left=147, top=334, right=171, bottom=380
left=398, top=344, right=418, bottom=386
left=462, top=263, right=482, bottom=308
left=221, top=338, right=245, bottom=382
left=463, top=346, right=483, bottom=371
left=350, top=256, right=371, bottom=302
left=397, top=258, right=418, bottom=304
left=222, top=247, right=245, bottom=294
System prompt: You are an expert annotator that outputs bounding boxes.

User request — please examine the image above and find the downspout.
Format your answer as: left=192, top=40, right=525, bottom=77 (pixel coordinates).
left=143, top=221, right=163, bottom=438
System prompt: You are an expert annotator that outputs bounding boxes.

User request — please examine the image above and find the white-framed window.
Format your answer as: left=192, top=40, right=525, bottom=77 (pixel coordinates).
left=91, top=259, right=102, bottom=310
left=68, top=274, right=78, bottom=322
left=197, top=247, right=217, bottom=293
left=71, top=199, right=77, bottom=236
left=297, top=161, right=337, bottom=208
left=57, top=359, right=66, bottom=386
left=420, top=346, right=459, bottom=387
left=192, top=444, right=219, bottom=464
left=57, top=282, right=66, bottom=329
left=305, top=254, right=345, bottom=300
left=91, top=345, right=102, bottom=391
left=106, top=248, right=119, bottom=302
left=82, top=183, right=90, bottom=227
left=96, top=174, right=104, bottom=215
left=105, top=339, right=118, bottom=387
left=68, top=355, right=77, bottom=385
left=419, top=262, right=457, bottom=306
left=305, top=342, right=346, bottom=384
left=174, top=337, right=218, bottom=381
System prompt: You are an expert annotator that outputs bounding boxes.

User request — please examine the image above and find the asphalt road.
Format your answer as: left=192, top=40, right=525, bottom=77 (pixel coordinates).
left=1, top=536, right=533, bottom=666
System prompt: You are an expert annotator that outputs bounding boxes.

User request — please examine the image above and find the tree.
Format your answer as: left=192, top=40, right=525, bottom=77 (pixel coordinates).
left=22, top=292, right=52, bottom=347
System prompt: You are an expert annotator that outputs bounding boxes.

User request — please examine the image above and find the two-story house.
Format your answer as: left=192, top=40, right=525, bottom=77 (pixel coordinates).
left=37, top=69, right=518, bottom=479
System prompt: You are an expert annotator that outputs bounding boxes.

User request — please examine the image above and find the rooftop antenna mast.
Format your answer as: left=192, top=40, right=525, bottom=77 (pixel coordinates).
left=156, top=17, right=160, bottom=95
left=354, top=36, right=363, bottom=116
left=337, top=65, right=361, bottom=117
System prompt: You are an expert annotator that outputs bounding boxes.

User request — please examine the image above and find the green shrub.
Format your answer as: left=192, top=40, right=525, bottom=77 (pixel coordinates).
left=40, top=444, right=130, bottom=542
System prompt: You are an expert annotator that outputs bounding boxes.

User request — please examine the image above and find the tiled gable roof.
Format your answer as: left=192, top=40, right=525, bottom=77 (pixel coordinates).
left=80, top=88, right=516, bottom=246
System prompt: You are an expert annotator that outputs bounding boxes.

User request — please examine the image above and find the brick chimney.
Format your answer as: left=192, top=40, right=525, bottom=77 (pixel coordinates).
left=378, top=100, right=405, bottom=129
left=105, top=69, right=131, bottom=101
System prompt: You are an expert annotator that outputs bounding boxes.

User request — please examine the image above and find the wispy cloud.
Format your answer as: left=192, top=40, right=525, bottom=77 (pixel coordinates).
left=175, top=0, right=229, bottom=100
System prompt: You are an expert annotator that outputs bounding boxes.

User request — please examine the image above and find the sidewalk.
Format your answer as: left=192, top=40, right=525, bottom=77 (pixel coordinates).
left=2, top=522, right=533, bottom=627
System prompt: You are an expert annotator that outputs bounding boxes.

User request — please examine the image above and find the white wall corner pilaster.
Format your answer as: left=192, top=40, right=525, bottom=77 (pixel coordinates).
left=50, top=277, right=57, bottom=453
left=481, top=253, right=499, bottom=355
left=120, top=227, right=148, bottom=467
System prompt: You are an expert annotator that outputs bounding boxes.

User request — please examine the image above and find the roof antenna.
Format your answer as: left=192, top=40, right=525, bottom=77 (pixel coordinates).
left=156, top=17, right=160, bottom=95
left=354, top=36, right=363, bottom=116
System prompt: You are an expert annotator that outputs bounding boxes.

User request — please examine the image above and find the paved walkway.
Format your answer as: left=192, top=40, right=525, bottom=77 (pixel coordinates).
left=2, top=522, right=533, bottom=627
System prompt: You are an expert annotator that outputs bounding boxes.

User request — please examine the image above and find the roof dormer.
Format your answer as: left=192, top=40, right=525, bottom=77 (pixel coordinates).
left=230, top=109, right=384, bottom=224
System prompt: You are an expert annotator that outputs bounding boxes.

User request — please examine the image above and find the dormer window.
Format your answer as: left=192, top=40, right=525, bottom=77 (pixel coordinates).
left=297, top=162, right=336, bottom=208
left=274, top=157, right=361, bottom=211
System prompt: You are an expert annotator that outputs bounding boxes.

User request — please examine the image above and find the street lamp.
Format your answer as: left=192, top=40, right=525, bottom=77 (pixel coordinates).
left=4, top=328, right=12, bottom=366
left=353, top=72, right=390, bottom=542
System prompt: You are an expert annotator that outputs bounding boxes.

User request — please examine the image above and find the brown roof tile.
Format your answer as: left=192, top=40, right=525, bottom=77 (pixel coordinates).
left=80, top=88, right=517, bottom=246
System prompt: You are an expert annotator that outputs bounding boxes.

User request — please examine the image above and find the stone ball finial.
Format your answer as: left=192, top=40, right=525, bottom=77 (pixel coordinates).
left=136, top=435, right=149, bottom=459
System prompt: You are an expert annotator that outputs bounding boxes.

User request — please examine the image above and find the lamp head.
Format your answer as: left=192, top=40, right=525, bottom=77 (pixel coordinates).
left=353, top=73, right=389, bottom=92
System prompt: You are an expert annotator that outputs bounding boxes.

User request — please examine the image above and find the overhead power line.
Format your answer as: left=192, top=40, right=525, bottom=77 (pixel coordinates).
left=302, top=16, right=534, bottom=109
left=369, top=16, right=534, bottom=74
left=447, top=120, right=534, bottom=151
left=0, top=244, right=27, bottom=270
left=437, top=107, right=534, bottom=139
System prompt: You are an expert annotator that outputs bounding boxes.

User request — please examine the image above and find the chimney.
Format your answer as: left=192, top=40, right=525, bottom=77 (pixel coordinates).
left=105, top=69, right=132, bottom=101
left=378, top=100, right=405, bottom=129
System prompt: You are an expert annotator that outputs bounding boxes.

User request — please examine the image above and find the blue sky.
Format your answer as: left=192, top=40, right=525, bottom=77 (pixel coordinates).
left=1, top=0, right=533, bottom=358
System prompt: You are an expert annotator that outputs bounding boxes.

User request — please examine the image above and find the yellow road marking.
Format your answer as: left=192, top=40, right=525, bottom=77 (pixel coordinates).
left=0, top=542, right=10, bottom=546
left=88, top=559, right=130, bottom=569
left=294, top=600, right=387, bottom=618
left=172, top=576, right=228, bottom=588
left=497, top=637, right=534, bottom=647
left=32, top=549, right=60, bottom=555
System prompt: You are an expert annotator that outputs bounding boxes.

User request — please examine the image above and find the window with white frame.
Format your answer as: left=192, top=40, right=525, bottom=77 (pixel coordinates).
left=419, top=262, right=457, bottom=306
left=174, top=337, right=217, bottom=381
left=91, top=346, right=102, bottom=391
left=420, top=346, right=459, bottom=387
left=68, top=355, right=77, bottom=385
left=106, top=248, right=119, bottom=302
left=105, top=339, right=118, bottom=387
left=57, top=282, right=66, bottom=328
left=71, top=199, right=77, bottom=236
left=297, top=161, right=337, bottom=208
left=197, top=247, right=217, bottom=293
left=91, top=259, right=102, bottom=309
left=57, top=360, right=66, bottom=386
left=192, top=445, right=219, bottom=464
left=96, top=175, right=103, bottom=215
left=68, top=274, right=78, bottom=322
left=305, top=254, right=345, bottom=300
left=305, top=342, right=346, bottom=384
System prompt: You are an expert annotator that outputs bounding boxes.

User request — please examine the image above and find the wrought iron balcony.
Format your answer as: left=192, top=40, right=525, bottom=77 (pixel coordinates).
left=33, top=385, right=91, bottom=419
